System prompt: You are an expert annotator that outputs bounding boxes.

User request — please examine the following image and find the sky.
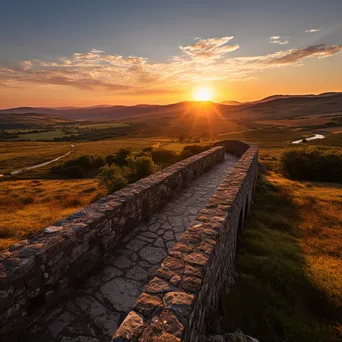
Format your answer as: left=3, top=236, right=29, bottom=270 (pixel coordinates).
left=0, top=0, right=342, bottom=108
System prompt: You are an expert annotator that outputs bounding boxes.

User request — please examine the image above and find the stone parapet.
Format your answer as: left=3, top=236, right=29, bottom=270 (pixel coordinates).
left=112, top=145, right=258, bottom=342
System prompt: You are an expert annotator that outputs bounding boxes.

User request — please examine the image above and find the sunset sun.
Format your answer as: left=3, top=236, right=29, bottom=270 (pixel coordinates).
left=193, top=86, right=214, bottom=101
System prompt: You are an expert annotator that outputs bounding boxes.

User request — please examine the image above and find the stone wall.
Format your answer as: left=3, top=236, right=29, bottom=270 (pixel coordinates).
left=213, top=140, right=250, bottom=157
left=112, top=145, right=259, bottom=342
left=0, top=146, right=225, bottom=339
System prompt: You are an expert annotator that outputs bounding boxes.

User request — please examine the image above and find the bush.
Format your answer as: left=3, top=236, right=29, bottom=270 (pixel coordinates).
left=93, top=156, right=106, bottom=168
left=127, top=156, right=160, bottom=180
left=73, top=155, right=94, bottom=169
left=114, top=148, right=132, bottom=166
left=280, top=147, right=342, bottom=182
left=97, top=165, right=127, bottom=193
left=61, top=165, right=86, bottom=178
left=151, top=149, right=179, bottom=164
left=105, top=154, right=115, bottom=166
left=52, top=155, right=102, bottom=178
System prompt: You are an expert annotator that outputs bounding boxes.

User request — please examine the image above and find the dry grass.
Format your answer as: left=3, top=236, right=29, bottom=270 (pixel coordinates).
left=272, top=174, right=342, bottom=317
left=0, top=142, right=71, bottom=174
left=0, top=179, right=106, bottom=250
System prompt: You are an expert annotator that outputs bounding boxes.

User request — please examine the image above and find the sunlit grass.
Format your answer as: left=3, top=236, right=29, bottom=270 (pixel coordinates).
left=0, top=142, right=71, bottom=174
left=0, top=179, right=106, bottom=250
left=219, top=173, right=342, bottom=341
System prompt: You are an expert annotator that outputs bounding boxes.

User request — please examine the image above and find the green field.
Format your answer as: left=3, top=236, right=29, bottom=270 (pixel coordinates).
left=75, top=122, right=130, bottom=129
left=17, top=129, right=67, bottom=141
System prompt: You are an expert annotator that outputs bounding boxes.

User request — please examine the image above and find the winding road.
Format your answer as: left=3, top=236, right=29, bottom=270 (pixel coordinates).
left=0, top=144, right=75, bottom=178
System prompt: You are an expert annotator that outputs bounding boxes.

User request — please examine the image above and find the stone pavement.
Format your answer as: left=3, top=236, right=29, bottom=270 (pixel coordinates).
left=24, top=154, right=237, bottom=342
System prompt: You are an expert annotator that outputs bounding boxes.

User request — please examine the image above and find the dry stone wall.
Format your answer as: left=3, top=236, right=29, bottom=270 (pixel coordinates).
left=0, top=146, right=225, bottom=340
left=112, top=144, right=258, bottom=342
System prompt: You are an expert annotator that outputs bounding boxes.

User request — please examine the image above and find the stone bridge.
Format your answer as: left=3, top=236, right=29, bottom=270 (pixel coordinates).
left=0, top=141, right=258, bottom=342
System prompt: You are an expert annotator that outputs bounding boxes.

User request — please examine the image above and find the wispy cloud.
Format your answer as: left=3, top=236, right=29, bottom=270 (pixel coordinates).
left=235, top=44, right=342, bottom=66
left=179, top=36, right=239, bottom=60
left=269, top=36, right=289, bottom=45
left=0, top=37, right=341, bottom=93
left=306, top=28, right=321, bottom=33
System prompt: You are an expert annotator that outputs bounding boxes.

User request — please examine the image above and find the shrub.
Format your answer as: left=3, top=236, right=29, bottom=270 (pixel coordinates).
left=151, top=149, right=179, bottom=164
left=62, top=165, right=85, bottom=178
left=114, top=148, right=132, bottom=166
left=105, top=154, right=115, bottom=166
left=93, top=156, right=106, bottom=168
left=74, top=155, right=94, bottom=169
left=127, top=156, right=160, bottom=180
left=280, top=147, right=342, bottom=183
left=97, top=165, right=127, bottom=193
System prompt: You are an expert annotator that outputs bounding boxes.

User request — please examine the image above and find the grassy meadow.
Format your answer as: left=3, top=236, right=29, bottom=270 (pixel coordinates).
left=219, top=173, right=342, bottom=341
left=0, top=142, right=71, bottom=174
left=0, top=179, right=105, bottom=250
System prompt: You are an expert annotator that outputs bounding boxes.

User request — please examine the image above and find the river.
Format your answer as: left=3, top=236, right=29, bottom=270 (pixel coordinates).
left=292, top=134, right=325, bottom=144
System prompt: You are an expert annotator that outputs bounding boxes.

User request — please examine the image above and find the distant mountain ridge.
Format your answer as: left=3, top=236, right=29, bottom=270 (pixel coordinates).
left=1, top=92, right=341, bottom=121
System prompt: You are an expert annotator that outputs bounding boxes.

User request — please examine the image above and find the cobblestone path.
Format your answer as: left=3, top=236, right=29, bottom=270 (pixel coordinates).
left=25, top=154, right=238, bottom=342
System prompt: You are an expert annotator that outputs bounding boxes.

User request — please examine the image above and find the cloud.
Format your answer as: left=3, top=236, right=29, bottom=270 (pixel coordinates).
left=269, top=36, right=289, bottom=45
left=0, top=37, right=341, bottom=94
left=179, top=36, right=239, bottom=60
left=306, top=28, right=321, bottom=33
left=232, top=44, right=342, bottom=79
left=265, top=44, right=342, bottom=64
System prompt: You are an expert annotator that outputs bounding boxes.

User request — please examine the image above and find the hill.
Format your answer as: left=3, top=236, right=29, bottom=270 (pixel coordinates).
left=1, top=92, right=342, bottom=124
left=238, top=93, right=342, bottom=119
left=0, top=113, right=70, bottom=130
left=220, top=100, right=242, bottom=105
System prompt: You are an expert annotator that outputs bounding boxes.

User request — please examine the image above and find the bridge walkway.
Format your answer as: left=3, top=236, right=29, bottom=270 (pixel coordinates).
left=25, top=153, right=238, bottom=342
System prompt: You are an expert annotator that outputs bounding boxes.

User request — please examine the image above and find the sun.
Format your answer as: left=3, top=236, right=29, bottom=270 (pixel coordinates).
left=193, top=86, right=214, bottom=101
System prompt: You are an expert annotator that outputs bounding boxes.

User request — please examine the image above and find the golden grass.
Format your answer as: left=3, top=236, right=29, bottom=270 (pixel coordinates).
left=268, top=173, right=342, bottom=335
left=72, top=137, right=172, bottom=157
left=220, top=173, right=342, bottom=341
left=0, top=142, right=71, bottom=174
left=0, top=179, right=106, bottom=250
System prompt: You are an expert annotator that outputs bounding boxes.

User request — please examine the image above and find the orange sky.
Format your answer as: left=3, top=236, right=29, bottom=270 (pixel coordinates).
left=0, top=41, right=341, bottom=108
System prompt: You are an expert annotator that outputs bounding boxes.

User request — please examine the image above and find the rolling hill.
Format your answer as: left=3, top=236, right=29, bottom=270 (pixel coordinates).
left=0, top=113, right=70, bottom=130
left=1, top=92, right=341, bottom=124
